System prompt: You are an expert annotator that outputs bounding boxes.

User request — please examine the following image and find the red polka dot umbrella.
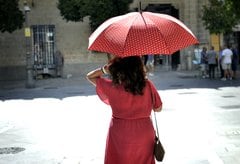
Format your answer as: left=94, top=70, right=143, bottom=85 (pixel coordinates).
left=88, top=11, right=199, bottom=57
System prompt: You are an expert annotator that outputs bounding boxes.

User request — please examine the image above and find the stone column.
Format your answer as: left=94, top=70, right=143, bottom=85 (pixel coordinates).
left=180, top=0, right=199, bottom=70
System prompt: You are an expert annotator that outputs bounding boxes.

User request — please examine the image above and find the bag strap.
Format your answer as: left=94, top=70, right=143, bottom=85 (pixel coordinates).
left=153, top=111, right=159, bottom=138
left=148, top=80, right=160, bottom=138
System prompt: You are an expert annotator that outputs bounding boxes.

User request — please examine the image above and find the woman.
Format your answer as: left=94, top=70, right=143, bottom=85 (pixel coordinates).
left=86, top=56, right=162, bottom=164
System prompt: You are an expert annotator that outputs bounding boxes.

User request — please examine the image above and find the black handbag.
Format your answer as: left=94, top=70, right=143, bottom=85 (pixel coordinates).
left=153, top=112, right=165, bottom=162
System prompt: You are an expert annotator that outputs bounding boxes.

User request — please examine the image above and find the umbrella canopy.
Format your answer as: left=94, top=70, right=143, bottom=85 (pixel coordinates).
left=88, top=11, right=199, bottom=57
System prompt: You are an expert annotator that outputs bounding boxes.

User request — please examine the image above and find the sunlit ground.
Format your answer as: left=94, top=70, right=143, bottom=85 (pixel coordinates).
left=0, top=87, right=240, bottom=163
left=0, top=96, right=111, bottom=163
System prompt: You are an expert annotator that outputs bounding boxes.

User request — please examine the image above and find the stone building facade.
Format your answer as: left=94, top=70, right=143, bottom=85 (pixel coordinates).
left=0, top=0, right=210, bottom=80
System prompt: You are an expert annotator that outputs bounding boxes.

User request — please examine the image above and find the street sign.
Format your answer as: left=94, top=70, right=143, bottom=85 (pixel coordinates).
left=25, top=27, right=31, bottom=37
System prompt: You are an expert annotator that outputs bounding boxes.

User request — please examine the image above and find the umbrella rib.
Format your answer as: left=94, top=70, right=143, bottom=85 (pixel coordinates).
left=143, top=13, right=171, bottom=54
left=155, top=26, right=171, bottom=54
left=121, top=13, right=146, bottom=56
left=143, top=12, right=198, bottom=54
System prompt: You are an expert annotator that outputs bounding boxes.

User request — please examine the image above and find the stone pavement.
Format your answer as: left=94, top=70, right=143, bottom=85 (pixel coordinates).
left=0, top=66, right=240, bottom=164
left=0, top=65, right=239, bottom=99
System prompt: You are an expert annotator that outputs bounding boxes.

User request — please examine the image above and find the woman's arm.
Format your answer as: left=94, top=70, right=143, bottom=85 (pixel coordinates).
left=86, top=68, right=102, bottom=86
left=148, top=80, right=163, bottom=112
left=86, top=65, right=109, bottom=86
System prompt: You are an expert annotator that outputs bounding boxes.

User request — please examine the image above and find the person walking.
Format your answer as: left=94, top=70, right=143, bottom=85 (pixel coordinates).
left=231, top=45, right=239, bottom=79
left=86, top=56, right=163, bottom=164
left=207, top=46, right=217, bottom=79
left=200, top=47, right=208, bottom=78
left=218, top=46, right=224, bottom=78
left=146, top=54, right=155, bottom=75
left=221, top=45, right=233, bottom=81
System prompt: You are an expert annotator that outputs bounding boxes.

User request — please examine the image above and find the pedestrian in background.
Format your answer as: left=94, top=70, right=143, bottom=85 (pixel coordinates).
left=207, top=46, right=217, bottom=79
left=86, top=56, right=162, bottom=164
left=218, top=46, right=224, bottom=78
left=231, top=45, right=239, bottom=79
left=146, top=54, right=155, bottom=75
left=221, top=45, right=233, bottom=81
left=200, top=47, right=208, bottom=78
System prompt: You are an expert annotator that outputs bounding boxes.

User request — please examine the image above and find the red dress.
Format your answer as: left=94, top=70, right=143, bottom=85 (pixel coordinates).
left=96, top=78, right=162, bottom=164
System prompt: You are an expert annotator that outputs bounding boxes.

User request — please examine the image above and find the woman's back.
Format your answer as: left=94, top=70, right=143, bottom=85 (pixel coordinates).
left=97, top=78, right=158, bottom=119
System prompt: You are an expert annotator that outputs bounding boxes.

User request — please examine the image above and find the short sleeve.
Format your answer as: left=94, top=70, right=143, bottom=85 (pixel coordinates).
left=148, top=80, right=162, bottom=110
left=96, top=78, right=110, bottom=105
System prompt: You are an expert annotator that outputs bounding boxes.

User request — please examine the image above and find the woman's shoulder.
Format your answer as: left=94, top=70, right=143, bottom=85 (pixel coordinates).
left=145, top=79, right=155, bottom=89
left=97, top=77, right=111, bottom=82
left=96, top=77, right=112, bottom=86
left=146, top=79, right=154, bottom=84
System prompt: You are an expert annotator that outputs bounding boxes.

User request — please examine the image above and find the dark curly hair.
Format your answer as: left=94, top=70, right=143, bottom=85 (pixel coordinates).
left=108, top=56, right=146, bottom=95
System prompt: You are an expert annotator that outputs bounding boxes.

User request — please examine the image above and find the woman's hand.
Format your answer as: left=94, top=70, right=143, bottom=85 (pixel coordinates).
left=86, top=63, right=110, bottom=86
left=154, top=105, right=162, bottom=112
left=101, top=64, right=109, bottom=74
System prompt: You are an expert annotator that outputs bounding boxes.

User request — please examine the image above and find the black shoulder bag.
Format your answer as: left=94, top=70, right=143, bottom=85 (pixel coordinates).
left=153, top=111, right=165, bottom=161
